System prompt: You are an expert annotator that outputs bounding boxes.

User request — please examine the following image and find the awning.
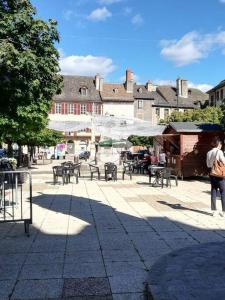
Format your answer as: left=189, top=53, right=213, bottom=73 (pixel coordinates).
left=47, top=115, right=166, bottom=139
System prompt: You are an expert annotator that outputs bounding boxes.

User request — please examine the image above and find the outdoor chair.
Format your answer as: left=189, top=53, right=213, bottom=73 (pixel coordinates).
left=148, top=165, right=158, bottom=185
left=169, top=168, right=179, bottom=186
left=66, top=165, right=79, bottom=184
left=104, top=163, right=117, bottom=181
left=52, top=166, right=67, bottom=185
left=89, top=164, right=100, bottom=181
left=122, top=162, right=132, bottom=180
left=161, top=167, right=172, bottom=188
left=73, top=162, right=82, bottom=177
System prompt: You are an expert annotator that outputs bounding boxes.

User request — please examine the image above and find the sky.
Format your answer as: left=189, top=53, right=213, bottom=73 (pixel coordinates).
left=31, top=0, right=225, bottom=92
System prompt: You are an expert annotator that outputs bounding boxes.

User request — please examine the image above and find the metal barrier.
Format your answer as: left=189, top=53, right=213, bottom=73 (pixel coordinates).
left=0, top=170, right=32, bottom=236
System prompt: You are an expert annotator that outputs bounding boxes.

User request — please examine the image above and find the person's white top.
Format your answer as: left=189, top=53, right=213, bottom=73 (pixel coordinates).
left=159, top=152, right=166, bottom=164
left=206, top=147, right=225, bottom=168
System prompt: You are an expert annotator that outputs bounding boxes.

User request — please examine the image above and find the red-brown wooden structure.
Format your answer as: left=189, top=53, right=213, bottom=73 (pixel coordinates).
left=155, top=122, right=224, bottom=178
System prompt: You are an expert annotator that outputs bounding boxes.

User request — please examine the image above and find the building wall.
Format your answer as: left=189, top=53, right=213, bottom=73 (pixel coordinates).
left=134, top=99, right=154, bottom=124
left=208, top=86, right=225, bottom=106
left=102, top=102, right=134, bottom=118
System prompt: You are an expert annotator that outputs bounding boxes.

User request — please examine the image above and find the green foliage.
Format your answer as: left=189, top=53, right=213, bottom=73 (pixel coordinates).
left=128, top=135, right=153, bottom=147
left=0, top=0, right=63, bottom=144
left=26, top=129, right=63, bottom=147
left=167, top=107, right=223, bottom=124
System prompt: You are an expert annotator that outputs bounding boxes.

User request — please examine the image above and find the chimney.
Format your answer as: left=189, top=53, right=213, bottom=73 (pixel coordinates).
left=95, top=74, right=100, bottom=90
left=176, top=78, right=188, bottom=98
left=99, top=77, right=104, bottom=92
left=146, top=80, right=156, bottom=92
left=125, top=69, right=133, bottom=93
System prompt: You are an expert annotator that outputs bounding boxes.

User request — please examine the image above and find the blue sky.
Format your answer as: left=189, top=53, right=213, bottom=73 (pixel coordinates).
left=31, top=0, right=225, bottom=91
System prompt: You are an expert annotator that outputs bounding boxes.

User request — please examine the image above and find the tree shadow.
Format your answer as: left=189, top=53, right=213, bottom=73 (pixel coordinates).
left=0, top=189, right=225, bottom=299
left=157, top=200, right=212, bottom=216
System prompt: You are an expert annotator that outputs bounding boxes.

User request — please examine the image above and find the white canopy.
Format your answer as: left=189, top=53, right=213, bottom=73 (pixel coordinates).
left=47, top=115, right=166, bottom=139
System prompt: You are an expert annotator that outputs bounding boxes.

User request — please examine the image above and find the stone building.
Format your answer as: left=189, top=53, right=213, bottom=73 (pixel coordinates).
left=100, top=69, right=134, bottom=118
left=207, top=80, right=225, bottom=107
left=49, top=75, right=102, bottom=154
left=134, top=78, right=209, bottom=124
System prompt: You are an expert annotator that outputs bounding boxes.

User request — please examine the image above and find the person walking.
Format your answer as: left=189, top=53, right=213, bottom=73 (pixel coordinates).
left=206, top=136, right=225, bottom=216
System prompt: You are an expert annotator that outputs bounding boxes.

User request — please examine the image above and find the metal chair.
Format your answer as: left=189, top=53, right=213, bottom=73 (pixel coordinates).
left=73, top=162, right=82, bottom=177
left=161, top=167, right=172, bottom=188
left=89, top=164, right=100, bottom=181
left=52, top=166, right=67, bottom=185
left=104, top=163, right=117, bottom=181
left=122, top=162, right=132, bottom=180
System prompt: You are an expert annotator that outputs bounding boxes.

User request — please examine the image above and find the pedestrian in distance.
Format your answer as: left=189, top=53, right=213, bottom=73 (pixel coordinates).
left=206, top=136, right=225, bottom=217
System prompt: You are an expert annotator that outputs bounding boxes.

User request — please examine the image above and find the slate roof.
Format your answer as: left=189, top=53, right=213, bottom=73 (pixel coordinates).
left=100, top=83, right=134, bottom=102
left=167, top=122, right=223, bottom=133
left=53, top=75, right=101, bottom=102
left=207, top=80, right=225, bottom=93
left=133, top=84, right=154, bottom=99
left=134, top=84, right=209, bottom=108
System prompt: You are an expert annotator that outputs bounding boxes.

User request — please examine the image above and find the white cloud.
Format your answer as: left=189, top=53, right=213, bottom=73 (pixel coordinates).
left=160, top=31, right=225, bottom=66
left=131, top=14, right=144, bottom=27
left=119, top=74, right=140, bottom=82
left=153, top=78, right=212, bottom=92
left=123, top=7, right=132, bottom=16
left=63, top=10, right=74, bottom=21
left=59, top=54, right=116, bottom=77
left=188, top=82, right=213, bottom=92
left=98, top=0, right=122, bottom=5
left=153, top=79, right=176, bottom=86
left=87, top=7, right=112, bottom=21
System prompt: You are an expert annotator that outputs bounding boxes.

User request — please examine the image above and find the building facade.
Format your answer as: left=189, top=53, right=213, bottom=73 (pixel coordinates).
left=207, top=80, right=225, bottom=107
left=134, top=78, right=209, bottom=124
left=49, top=70, right=209, bottom=154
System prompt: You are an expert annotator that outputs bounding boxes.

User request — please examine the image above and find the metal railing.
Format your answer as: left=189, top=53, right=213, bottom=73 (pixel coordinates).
left=0, top=170, right=32, bottom=236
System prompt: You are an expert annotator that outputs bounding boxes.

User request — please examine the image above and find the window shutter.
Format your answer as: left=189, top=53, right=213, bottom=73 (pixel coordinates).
left=61, top=103, right=64, bottom=114
left=75, top=103, right=80, bottom=115
left=51, top=103, right=55, bottom=114
left=64, top=103, right=68, bottom=114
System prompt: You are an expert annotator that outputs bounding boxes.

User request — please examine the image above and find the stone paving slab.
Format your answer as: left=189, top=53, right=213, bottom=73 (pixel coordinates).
left=148, top=242, right=225, bottom=300
left=1, top=163, right=225, bottom=299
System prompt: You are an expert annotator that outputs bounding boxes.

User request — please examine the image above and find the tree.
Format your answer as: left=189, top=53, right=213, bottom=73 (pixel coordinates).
left=167, top=107, right=223, bottom=124
left=0, top=0, right=62, bottom=154
left=128, top=135, right=153, bottom=148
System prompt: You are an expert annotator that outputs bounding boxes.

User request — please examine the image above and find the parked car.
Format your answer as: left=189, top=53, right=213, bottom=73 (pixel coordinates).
left=79, top=151, right=90, bottom=160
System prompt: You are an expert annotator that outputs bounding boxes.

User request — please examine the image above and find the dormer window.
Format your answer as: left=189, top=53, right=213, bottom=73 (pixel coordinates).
left=113, top=88, right=118, bottom=93
left=138, top=88, right=142, bottom=93
left=188, top=90, right=192, bottom=96
left=80, top=87, right=88, bottom=96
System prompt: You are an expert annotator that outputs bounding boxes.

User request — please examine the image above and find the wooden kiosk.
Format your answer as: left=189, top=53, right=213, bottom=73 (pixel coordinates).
left=155, top=122, right=224, bottom=178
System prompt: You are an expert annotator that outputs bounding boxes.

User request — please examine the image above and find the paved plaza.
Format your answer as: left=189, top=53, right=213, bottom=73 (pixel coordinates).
left=1, top=163, right=225, bottom=299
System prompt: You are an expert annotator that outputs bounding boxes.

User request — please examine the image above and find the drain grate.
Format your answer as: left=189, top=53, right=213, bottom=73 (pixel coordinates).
left=62, top=277, right=112, bottom=299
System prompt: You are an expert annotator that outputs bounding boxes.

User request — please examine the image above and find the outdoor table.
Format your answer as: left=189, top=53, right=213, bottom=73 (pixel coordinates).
left=149, top=165, right=165, bottom=186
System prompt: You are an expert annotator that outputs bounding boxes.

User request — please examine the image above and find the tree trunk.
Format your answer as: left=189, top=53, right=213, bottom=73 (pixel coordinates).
left=27, top=146, right=34, bottom=168
left=17, top=144, right=23, bottom=167
left=7, top=141, right=13, bottom=157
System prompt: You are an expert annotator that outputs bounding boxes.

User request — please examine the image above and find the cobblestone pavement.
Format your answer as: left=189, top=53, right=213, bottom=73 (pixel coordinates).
left=0, top=162, right=225, bottom=299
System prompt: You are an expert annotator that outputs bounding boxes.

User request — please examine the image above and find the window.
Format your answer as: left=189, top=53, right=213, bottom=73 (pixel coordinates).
left=68, top=103, right=74, bottom=114
left=156, top=108, right=160, bottom=117
left=188, top=90, right=192, bottom=96
left=80, top=87, right=88, bottom=96
left=55, top=103, right=61, bottom=114
left=138, top=88, right=142, bottom=93
left=138, top=100, right=143, bottom=109
left=220, top=89, right=224, bottom=100
left=216, top=91, right=219, bottom=101
left=80, top=104, right=86, bottom=114
left=164, top=108, right=169, bottom=119
left=113, top=88, right=118, bottom=93
left=93, top=103, right=98, bottom=114
left=211, top=95, right=214, bottom=106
